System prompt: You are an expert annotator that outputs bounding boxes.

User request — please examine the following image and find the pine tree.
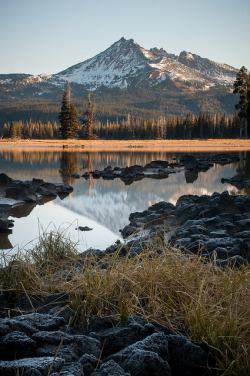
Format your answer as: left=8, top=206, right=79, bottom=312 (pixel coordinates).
left=59, top=83, right=79, bottom=139
left=233, top=66, right=250, bottom=138
left=81, top=92, right=98, bottom=139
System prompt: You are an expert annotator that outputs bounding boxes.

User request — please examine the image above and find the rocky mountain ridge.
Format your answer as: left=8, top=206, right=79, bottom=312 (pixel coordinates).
left=0, top=38, right=238, bottom=94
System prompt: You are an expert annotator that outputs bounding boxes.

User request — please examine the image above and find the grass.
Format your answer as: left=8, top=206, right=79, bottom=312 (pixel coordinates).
left=0, top=229, right=249, bottom=376
left=1, top=138, right=250, bottom=152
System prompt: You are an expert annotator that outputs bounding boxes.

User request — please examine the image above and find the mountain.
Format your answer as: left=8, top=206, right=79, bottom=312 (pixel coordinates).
left=0, top=38, right=239, bottom=122
left=51, top=37, right=237, bottom=90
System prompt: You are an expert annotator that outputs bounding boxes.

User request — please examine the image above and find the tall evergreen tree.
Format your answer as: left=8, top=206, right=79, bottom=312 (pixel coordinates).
left=233, top=66, right=250, bottom=138
left=81, top=92, right=97, bottom=139
left=59, top=83, right=79, bottom=139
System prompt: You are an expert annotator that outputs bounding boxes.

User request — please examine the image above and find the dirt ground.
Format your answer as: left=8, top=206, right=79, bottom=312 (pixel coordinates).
left=0, top=138, right=250, bottom=152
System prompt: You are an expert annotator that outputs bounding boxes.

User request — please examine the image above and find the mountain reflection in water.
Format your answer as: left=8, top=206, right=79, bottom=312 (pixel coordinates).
left=0, top=149, right=249, bottom=252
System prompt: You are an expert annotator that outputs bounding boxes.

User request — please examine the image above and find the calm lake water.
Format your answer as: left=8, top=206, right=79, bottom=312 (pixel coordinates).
left=0, top=149, right=249, bottom=255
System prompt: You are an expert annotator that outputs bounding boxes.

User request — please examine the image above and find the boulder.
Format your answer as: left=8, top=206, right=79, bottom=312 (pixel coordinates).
left=0, top=173, right=13, bottom=186
left=0, top=356, right=64, bottom=376
left=94, top=360, right=129, bottom=376
left=0, top=331, right=37, bottom=359
left=221, top=173, right=250, bottom=189
left=166, top=334, right=210, bottom=376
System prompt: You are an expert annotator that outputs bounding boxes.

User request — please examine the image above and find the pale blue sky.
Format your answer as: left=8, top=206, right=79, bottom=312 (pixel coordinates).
left=1, top=0, right=250, bottom=75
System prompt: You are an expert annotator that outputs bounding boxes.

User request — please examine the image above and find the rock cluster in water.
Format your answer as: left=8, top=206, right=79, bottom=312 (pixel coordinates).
left=0, top=173, right=73, bottom=234
left=0, top=293, right=214, bottom=376
left=76, top=153, right=240, bottom=185
left=221, top=173, right=250, bottom=189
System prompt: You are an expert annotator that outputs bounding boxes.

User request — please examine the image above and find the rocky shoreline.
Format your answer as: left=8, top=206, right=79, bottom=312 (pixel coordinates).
left=0, top=154, right=249, bottom=376
left=118, top=190, right=250, bottom=267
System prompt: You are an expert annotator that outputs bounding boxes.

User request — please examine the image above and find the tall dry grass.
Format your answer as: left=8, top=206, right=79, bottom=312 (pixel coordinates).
left=0, top=231, right=249, bottom=375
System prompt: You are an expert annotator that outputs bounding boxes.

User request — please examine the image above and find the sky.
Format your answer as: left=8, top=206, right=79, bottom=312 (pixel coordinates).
left=0, top=0, right=250, bottom=75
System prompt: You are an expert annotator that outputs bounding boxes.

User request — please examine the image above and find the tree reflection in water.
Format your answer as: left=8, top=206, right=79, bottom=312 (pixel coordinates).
left=82, top=152, right=96, bottom=196
left=59, top=152, right=78, bottom=185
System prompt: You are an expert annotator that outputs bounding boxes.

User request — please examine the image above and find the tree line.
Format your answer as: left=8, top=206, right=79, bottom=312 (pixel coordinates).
left=1, top=111, right=246, bottom=140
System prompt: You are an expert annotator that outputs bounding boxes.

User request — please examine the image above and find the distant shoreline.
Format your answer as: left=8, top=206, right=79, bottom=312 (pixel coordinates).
left=0, top=138, right=250, bottom=152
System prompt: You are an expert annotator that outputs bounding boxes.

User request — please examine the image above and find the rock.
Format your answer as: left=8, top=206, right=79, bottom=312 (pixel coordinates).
left=166, top=334, right=209, bottom=376
left=90, top=319, right=156, bottom=357
left=0, top=356, right=64, bottom=376
left=14, top=292, right=70, bottom=315
left=94, top=359, right=129, bottom=376
left=36, top=343, right=81, bottom=363
left=6, top=183, right=39, bottom=202
left=120, top=165, right=145, bottom=177
left=110, top=332, right=169, bottom=362
left=82, top=172, right=90, bottom=179
left=211, top=153, right=239, bottom=165
left=79, top=353, right=101, bottom=376
left=0, top=218, right=14, bottom=234
left=120, top=191, right=250, bottom=263
left=32, top=330, right=101, bottom=358
left=221, top=173, right=250, bottom=189
left=144, top=160, right=169, bottom=169
left=0, top=173, right=13, bottom=186
left=0, top=331, right=37, bottom=359
left=56, top=183, right=73, bottom=195
left=0, top=321, right=11, bottom=336
left=0, top=174, right=73, bottom=239
left=216, top=255, right=248, bottom=268
left=109, top=333, right=170, bottom=376
left=78, top=226, right=93, bottom=231
left=3, top=312, right=67, bottom=331
left=185, top=169, right=198, bottom=183
left=0, top=309, right=213, bottom=376
left=119, top=349, right=171, bottom=376
left=180, top=155, right=199, bottom=170
left=51, top=361, right=84, bottom=376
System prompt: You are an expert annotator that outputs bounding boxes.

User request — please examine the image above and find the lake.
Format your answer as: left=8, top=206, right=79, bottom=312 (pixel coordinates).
left=0, top=148, right=249, bottom=255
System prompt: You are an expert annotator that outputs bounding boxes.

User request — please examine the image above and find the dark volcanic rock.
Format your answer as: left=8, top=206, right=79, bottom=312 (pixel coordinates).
left=85, top=154, right=239, bottom=185
left=144, top=160, right=169, bottom=169
left=0, top=173, right=13, bottom=186
left=109, top=332, right=171, bottom=376
left=0, top=310, right=214, bottom=376
left=166, top=334, right=209, bottom=376
left=221, top=173, right=250, bottom=189
left=185, top=169, right=198, bottom=183
left=94, top=360, right=129, bottom=376
left=6, top=182, right=39, bottom=202
left=0, top=331, right=37, bottom=359
left=0, top=356, right=64, bottom=376
left=89, top=316, right=157, bottom=357
left=0, top=174, right=73, bottom=237
left=120, top=191, right=250, bottom=264
left=79, top=353, right=101, bottom=375
left=211, top=153, right=239, bottom=165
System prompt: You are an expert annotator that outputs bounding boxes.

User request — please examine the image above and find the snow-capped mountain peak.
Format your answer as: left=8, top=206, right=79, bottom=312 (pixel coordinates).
left=0, top=38, right=238, bottom=98
left=50, top=37, right=238, bottom=90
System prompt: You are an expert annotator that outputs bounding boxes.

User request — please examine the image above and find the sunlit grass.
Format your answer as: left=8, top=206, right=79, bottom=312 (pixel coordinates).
left=0, top=230, right=249, bottom=375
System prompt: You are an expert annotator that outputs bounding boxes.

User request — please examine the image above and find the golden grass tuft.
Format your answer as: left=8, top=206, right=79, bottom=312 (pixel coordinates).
left=0, top=231, right=249, bottom=375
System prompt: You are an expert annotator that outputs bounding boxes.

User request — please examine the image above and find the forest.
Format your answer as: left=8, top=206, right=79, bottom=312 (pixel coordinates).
left=0, top=111, right=246, bottom=140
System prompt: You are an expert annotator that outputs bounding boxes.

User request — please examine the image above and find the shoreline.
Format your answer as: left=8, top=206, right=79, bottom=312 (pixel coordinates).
left=0, top=138, right=250, bottom=152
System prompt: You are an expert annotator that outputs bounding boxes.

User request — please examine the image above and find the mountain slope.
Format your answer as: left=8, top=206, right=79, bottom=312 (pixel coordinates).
left=0, top=38, right=239, bottom=121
